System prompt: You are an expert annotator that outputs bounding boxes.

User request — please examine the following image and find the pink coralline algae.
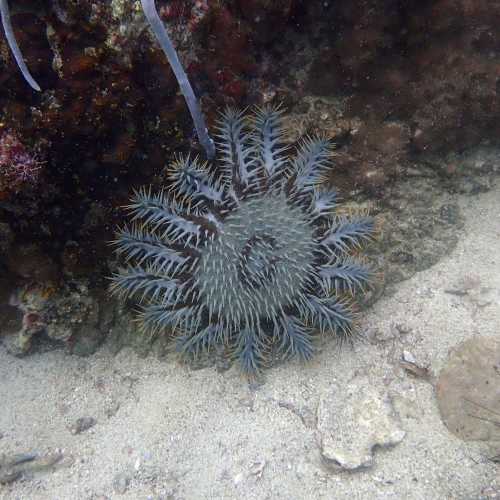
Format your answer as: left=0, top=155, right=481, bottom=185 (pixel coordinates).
left=0, top=130, right=43, bottom=197
left=160, top=0, right=209, bottom=33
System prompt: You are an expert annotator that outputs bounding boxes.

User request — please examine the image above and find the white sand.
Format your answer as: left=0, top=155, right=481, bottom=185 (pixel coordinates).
left=1, top=184, right=499, bottom=500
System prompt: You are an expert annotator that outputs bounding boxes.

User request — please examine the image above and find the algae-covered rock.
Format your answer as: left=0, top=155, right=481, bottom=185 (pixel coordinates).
left=3, top=281, right=111, bottom=357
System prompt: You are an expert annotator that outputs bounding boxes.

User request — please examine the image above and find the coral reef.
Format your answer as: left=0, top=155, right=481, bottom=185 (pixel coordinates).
left=0, top=0, right=284, bottom=266
left=0, top=0, right=499, bottom=358
left=111, top=107, right=377, bottom=373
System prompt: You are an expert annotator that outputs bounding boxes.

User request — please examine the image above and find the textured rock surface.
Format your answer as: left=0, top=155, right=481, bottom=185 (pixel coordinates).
left=2, top=281, right=111, bottom=356
left=317, top=378, right=405, bottom=471
left=436, top=337, right=500, bottom=444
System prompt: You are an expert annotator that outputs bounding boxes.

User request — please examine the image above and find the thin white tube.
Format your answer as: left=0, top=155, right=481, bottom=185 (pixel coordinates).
left=0, top=0, right=41, bottom=91
left=141, top=0, right=215, bottom=159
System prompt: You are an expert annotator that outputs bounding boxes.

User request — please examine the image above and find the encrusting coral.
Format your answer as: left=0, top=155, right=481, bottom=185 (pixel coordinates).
left=0, top=0, right=214, bottom=158
left=111, top=106, right=377, bottom=374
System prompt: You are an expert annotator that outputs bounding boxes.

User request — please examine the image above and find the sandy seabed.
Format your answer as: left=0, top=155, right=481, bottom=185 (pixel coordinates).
left=1, top=184, right=499, bottom=500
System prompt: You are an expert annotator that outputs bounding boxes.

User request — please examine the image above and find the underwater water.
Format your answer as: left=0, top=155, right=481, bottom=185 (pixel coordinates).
left=0, top=1, right=499, bottom=498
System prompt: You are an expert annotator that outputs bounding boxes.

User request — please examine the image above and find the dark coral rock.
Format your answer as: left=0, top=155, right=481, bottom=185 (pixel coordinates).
left=0, top=0, right=294, bottom=267
left=6, top=243, right=60, bottom=283
left=0, top=221, right=13, bottom=255
left=237, top=0, right=294, bottom=44
left=304, top=0, right=500, bottom=190
left=339, top=120, right=410, bottom=196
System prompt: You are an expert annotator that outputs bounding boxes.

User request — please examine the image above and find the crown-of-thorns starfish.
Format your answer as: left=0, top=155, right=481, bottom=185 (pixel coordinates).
left=111, top=106, right=377, bottom=374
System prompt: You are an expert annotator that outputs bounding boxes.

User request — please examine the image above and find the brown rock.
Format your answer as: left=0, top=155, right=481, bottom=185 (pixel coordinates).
left=436, top=337, right=500, bottom=443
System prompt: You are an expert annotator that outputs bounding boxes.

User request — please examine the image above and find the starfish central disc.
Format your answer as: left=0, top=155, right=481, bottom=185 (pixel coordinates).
left=196, top=194, right=315, bottom=327
left=237, top=232, right=280, bottom=289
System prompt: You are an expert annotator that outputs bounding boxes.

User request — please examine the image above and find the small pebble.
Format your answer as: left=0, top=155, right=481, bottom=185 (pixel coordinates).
left=112, top=472, right=131, bottom=494
left=69, top=417, right=97, bottom=435
left=402, top=350, right=417, bottom=364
